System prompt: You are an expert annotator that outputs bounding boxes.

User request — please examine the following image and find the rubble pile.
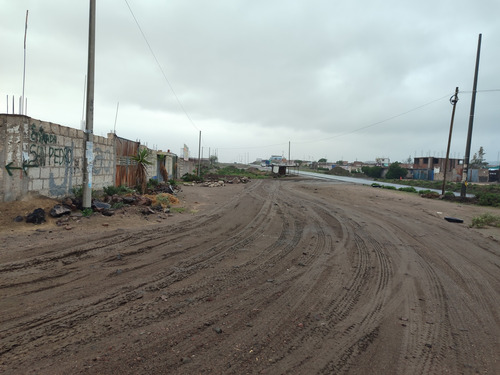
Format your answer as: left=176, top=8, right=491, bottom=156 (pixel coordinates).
left=203, top=180, right=226, bottom=188
left=201, top=176, right=251, bottom=187
left=14, top=185, right=182, bottom=226
left=144, top=193, right=180, bottom=207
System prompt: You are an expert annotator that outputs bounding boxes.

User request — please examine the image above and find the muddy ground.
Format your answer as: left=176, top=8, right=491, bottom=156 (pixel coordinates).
left=0, top=177, right=499, bottom=374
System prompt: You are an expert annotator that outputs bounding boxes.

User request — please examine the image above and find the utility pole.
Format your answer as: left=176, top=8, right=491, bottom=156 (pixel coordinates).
left=197, top=131, right=201, bottom=177
left=83, top=0, right=96, bottom=208
left=113, top=102, right=119, bottom=133
left=441, top=87, right=459, bottom=195
left=21, top=10, right=28, bottom=115
left=461, top=33, right=482, bottom=198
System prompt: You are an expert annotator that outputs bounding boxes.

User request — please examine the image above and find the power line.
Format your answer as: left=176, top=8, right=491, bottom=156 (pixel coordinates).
left=218, top=92, right=458, bottom=151
left=296, top=93, right=453, bottom=145
left=459, top=89, right=500, bottom=93
left=124, top=0, right=199, bottom=131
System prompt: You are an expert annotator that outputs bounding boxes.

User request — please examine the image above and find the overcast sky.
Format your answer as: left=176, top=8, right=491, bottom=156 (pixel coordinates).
left=2, top=0, right=499, bottom=163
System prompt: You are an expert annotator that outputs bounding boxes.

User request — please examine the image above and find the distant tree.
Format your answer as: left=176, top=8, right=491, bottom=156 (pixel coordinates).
left=470, top=146, right=488, bottom=169
left=336, top=160, right=344, bottom=165
left=327, top=166, right=351, bottom=176
left=362, top=166, right=383, bottom=178
left=406, top=155, right=413, bottom=164
left=209, top=155, right=218, bottom=167
left=318, top=158, right=327, bottom=163
left=385, top=162, right=408, bottom=179
left=294, top=160, right=303, bottom=166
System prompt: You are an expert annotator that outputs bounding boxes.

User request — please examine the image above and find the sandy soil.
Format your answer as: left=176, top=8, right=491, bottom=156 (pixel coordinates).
left=0, top=178, right=499, bottom=374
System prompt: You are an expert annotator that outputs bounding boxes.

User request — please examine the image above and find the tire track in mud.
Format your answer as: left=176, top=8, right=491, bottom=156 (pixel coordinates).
left=0, top=182, right=266, bottom=299
left=190, top=182, right=395, bottom=374
left=0, top=180, right=293, bottom=366
left=163, top=183, right=334, bottom=373
left=2, top=179, right=499, bottom=374
left=0, top=180, right=264, bottom=278
left=377, top=216, right=500, bottom=374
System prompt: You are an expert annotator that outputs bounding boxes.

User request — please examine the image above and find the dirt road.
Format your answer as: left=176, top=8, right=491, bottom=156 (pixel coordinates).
left=1, top=178, right=499, bottom=374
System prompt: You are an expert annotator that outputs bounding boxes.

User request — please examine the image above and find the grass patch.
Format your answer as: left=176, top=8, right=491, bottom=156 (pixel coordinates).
left=471, top=213, right=500, bottom=228
left=81, top=208, right=93, bottom=217
left=475, top=192, right=500, bottom=207
left=112, top=201, right=125, bottom=209
left=103, top=185, right=135, bottom=196
left=170, top=207, right=186, bottom=213
left=398, top=186, right=417, bottom=193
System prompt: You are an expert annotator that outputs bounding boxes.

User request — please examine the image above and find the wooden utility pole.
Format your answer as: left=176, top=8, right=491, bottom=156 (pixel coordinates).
left=441, top=87, right=459, bottom=195
left=83, top=0, right=96, bottom=208
left=461, top=34, right=482, bottom=198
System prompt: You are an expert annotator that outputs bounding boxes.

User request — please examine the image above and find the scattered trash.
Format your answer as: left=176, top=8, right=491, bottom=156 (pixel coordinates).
left=50, top=204, right=72, bottom=218
left=444, top=217, right=464, bottom=223
left=142, top=207, right=156, bottom=215
left=26, top=208, right=46, bottom=224
left=92, top=201, right=112, bottom=212
left=101, top=209, right=115, bottom=216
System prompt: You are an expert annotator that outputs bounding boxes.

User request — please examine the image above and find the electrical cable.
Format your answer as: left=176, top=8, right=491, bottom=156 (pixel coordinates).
left=213, top=88, right=500, bottom=152
left=124, top=0, right=200, bottom=132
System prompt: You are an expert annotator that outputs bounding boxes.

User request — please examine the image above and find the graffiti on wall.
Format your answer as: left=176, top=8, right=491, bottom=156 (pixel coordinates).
left=49, top=162, right=74, bottom=196
left=28, top=124, right=73, bottom=167
left=93, top=147, right=113, bottom=175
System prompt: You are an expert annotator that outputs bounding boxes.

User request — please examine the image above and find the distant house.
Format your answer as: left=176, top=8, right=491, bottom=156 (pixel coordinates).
left=489, top=166, right=499, bottom=182
left=375, top=157, right=390, bottom=167
left=412, top=157, right=463, bottom=181
left=269, top=155, right=286, bottom=164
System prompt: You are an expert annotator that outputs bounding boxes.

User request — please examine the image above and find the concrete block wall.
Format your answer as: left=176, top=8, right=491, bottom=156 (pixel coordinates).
left=177, top=158, right=197, bottom=178
left=1, top=115, right=115, bottom=201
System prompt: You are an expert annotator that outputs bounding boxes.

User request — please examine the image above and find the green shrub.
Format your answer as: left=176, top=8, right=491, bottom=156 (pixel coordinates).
left=386, top=162, right=408, bottom=180
left=398, top=186, right=417, bottom=193
left=81, top=208, right=93, bottom=217
left=112, top=202, right=125, bottom=209
left=418, top=189, right=433, bottom=195
left=182, top=173, right=203, bottom=182
left=103, top=185, right=120, bottom=196
left=147, top=178, right=159, bottom=189
left=72, top=185, right=83, bottom=198
left=326, top=166, right=351, bottom=176
left=471, top=213, right=500, bottom=228
left=475, top=192, right=500, bottom=207
left=362, top=166, right=383, bottom=178
left=103, top=185, right=134, bottom=196
left=382, top=185, right=397, bottom=190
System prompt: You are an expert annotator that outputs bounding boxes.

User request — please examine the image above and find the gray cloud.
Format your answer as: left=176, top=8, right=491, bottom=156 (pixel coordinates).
left=2, top=0, right=499, bottom=163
